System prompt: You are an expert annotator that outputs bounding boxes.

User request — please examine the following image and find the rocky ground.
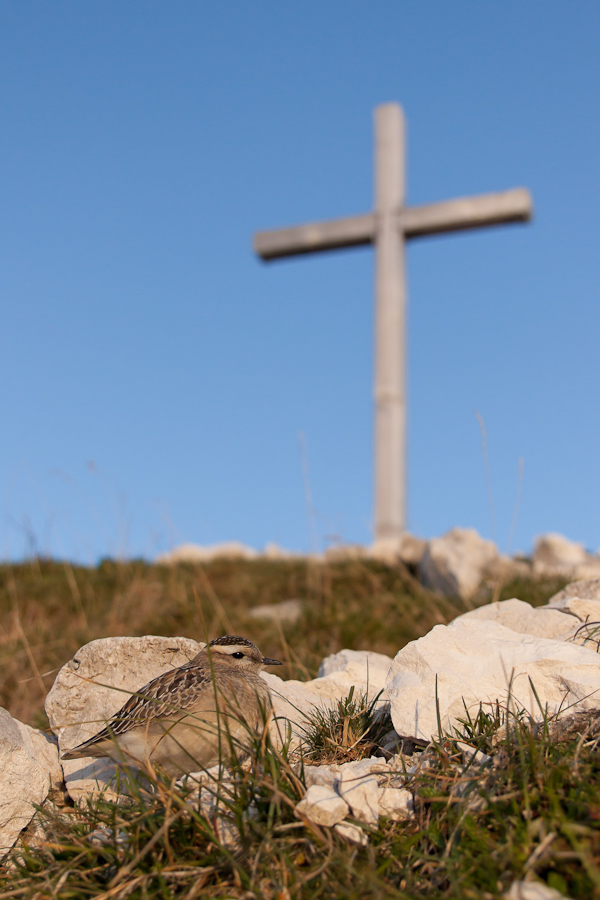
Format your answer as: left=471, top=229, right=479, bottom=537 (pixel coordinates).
left=0, top=546, right=599, bottom=897
left=156, top=527, right=600, bottom=600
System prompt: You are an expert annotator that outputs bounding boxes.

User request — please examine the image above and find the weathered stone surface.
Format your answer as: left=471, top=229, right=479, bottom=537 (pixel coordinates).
left=304, top=758, right=392, bottom=803
left=378, top=786, right=413, bottom=820
left=532, top=533, right=600, bottom=579
left=248, top=599, right=304, bottom=624
left=264, top=656, right=393, bottom=754
left=155, top=541, right=257, bottom=564
left=316, top=649, right=392, bottom=700
left=304, top=763, right=340, bottom=790
left=260, top=672, right=337, bottom=752
left=194, top=780, right=246, bottom=850
left=263, top=648, right=395, bottom=755
left=14, top=722, right=63, bottom=793
left=548, top=578, right=600, bottom=606
left=533, top=533, right=588, bottom=570
left=369, top=533, right=427, bottom=566
left=334, top=821, right=369, bottom=845
left=264, top=654, right=390, bottom=743
left=0, top=708, right=54, bottom=855
left=456, top=741, right=492, bottom=767
left=505, top=881, right=572, bottom=900
left=484, top=555, right=533, bottom=582
left=295, top=784, right=349, bottom=826
left=418, top=527, right=499, bottom=599
left=453, top=598, right=579, bottom=641
left=46, top=635, right=202, bottom=803
left=379, top=729, right=405, bottom=755
left=337, top=768, right=380, bottom=825
left=544, top=578, right=600, bottom=628
left=338, top=757, right=391, bottom=779
left=87, top=825, right=131, bottom=848
left=262, top=542, right=298, bottom=559
left=318, top=648, right=392, bottom=681
left=386, top=619, right=600, bottom=742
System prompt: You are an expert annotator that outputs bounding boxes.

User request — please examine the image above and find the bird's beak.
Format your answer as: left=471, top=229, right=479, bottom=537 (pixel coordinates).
left=262, top=657, right=283, bottom=666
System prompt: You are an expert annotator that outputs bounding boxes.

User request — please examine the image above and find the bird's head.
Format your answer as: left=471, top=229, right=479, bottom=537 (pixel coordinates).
left=204, top=634, right=282, bottom=673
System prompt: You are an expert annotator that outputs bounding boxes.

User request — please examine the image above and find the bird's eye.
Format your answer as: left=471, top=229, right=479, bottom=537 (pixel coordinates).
left=232, top=651, right=244, bottom=659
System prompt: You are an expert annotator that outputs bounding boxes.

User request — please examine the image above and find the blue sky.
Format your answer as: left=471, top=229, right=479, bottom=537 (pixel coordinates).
left=1, top=2, right=599, bottom=561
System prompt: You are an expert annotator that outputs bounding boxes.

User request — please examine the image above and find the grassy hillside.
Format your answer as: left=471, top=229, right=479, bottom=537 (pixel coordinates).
left=3, top=557, right=597, bottom=899
left=0, top=556, right=566, bottom=727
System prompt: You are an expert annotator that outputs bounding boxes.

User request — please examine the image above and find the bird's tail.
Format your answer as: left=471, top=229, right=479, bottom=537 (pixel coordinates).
left=61, top=742, right=106, bottom=761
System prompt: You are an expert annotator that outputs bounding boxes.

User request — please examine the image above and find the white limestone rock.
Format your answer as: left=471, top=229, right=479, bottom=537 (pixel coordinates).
left=155, top=542, right=257, bottom=564
left=564, top=577, right=600, bottom=601
left=369, top=533, right=427, bottom=567
left=453, top=598, right=579, bottom=642
left=485, top=555, right=533, bottom=582
left=46, top=635, right=202, bottom=803
left=194, top=781, right=246, bottom=850
left=456, top=741, right=492, bottom=767
left=533, top=533, right=588, bottom=570
left=505, top=881, right=573, bottom=900
left=264, top=652, right=393, bottom=753
left=248, top=599, right=304, bottom=624
left=316, top=649, right=393, bottom=700
left=379, top=729, right=405, bottom=755
left=547, top=577, right=600, bottom=605
left=260, top=672, right=337, bottom=752
left=87, top=825, right=131, bottom=848
left=337, top=767, right=380, bottom=825
left=532, top=533, right=600, bottom=579
left=295, top=784, right=349, bottom=826
left=318, top=648, right=392, bottom=681
left=304, top=763, right=340, bottom=790
left=334, top=821, right=369, bottom=845
left=378, top=786, right=413, bottom=820
left=0, top=708, right=57, bottom=856
left=304, top=758, right=390, bottom=795
left=418, top=527, right=499, bottom=599
left=386, top=618, right=600, bottom=743
left=262, top=543, right=299, bottom=559
left=338, top=757, right=391, bottom=779
left=14, top=721, right=63, bottom=793
left=307, top=754, right=386, bottom=778
left=544, top=578, right=600, bottom=626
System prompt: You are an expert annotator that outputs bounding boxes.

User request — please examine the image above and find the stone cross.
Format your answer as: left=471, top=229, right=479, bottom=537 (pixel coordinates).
left=253, top=103, right=532, bottom=543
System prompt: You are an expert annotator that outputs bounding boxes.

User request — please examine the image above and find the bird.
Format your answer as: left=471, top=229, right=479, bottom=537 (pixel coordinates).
left=61, top=635, right=283, bottom=778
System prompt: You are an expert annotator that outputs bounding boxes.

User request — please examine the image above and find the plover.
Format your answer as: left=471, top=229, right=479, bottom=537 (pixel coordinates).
left=61, top=635, right=282, bottom=777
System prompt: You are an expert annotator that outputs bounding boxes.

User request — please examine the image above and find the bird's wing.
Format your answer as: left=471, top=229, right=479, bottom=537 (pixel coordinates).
left=69, top=664, right=212, bottom=751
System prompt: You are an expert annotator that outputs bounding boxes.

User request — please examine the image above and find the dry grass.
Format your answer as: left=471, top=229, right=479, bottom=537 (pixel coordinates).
left=0, top=556, right=591, bottom=899
left=5, top=684, right=600, bottom=899
left=0, top=557, right=567, bottom=728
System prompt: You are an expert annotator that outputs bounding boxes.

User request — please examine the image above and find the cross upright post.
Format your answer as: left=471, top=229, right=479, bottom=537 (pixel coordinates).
left=374, top=104, right=406, bottom=539
left=253, top=102, right=532, bottom=545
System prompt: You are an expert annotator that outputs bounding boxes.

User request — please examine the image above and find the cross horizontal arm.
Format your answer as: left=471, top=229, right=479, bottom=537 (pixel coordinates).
left=254, top=212, right=375, bottom=260
left=253, top=187, right=532, bottom=261
left=400, top=187, right=532, bottom=239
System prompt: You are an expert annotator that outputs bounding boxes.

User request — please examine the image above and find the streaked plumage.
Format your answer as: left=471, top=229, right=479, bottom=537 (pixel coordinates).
left=61, top=635, right=282, bottom=777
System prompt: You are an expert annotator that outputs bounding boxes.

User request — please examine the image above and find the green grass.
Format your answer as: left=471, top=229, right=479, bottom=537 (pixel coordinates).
left=301, top=686, right=393, bottom=764
left=0, top=556, right=587, bottom=898
left=0, top=557, right=567, bottom=728
left=7, top=694, right=600, bottom=899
